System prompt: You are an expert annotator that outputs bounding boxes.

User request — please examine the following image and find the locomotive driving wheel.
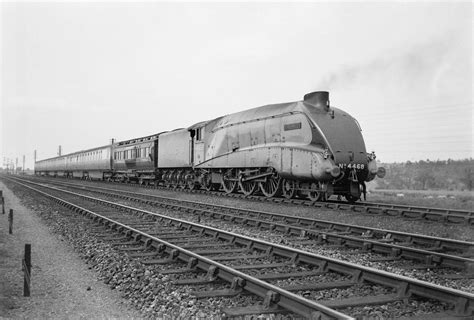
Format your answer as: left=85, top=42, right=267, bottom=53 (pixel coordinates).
left=238, top=179, right=258, bottom=196
left=259, top=171, right=282, bottom=198
left=308, top=182, right=327, bottom=202
left=222, top=169, right=238, bottom=194
left=282, top=179, right=297, bottom=199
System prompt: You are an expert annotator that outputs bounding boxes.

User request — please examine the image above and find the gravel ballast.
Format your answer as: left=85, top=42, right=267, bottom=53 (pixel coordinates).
left=0, top=180, right=142, bottom=319
left=2, top=177, right=472, bottom=319
left=1, top=178, right=296, bottom=319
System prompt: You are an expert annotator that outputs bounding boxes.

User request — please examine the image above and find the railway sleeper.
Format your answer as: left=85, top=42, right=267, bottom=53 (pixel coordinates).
left=257, top=270, right=325, bottom=281
left=232, top=262, right=291, bottom=270
left=100, top=235, right=129, bottom=241
left=397, top=312, right=474, bottom=320
left=209, top=254, right=268, bottom=262
left=223, top=305, right=287, bottom=318
left=110, top=240, right=137, bottom=246
left=320, top=293, right=402, bottom=309
left=193, top=248, right=248, bottom=255
left=283, top=280, right=356, bottom=292
left=128, top=251, right=160, bottom=258
left=116, top=245, right=148, bottom=252
left=141, top=257, right=178, bottom=265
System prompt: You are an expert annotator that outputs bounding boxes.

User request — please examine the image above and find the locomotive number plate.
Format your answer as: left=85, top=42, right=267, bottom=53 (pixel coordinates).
left=338, top=163, right=365, bottom=170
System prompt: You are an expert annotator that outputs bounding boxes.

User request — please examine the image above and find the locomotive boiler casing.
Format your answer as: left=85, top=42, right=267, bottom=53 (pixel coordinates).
left=189, top=91, right=382, bottom=198
left=193, top=101, right=340, bottom=182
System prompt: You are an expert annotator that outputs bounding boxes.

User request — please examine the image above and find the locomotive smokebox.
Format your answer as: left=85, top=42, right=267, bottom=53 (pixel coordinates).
left=304, top=91, right=330, bottom=111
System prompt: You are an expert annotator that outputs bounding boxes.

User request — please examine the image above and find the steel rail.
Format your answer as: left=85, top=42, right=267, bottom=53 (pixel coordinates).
left=19, top=177, right=474, bottom=270
left=6, top=177, right=351, bottom=320
left=28, top=175, right=474, bottom=224
left=5, top=176, right=474, bottom=317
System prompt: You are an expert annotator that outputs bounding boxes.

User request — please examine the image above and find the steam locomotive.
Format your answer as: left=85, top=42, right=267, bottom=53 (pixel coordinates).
left=35, top=91, right=385, bottom=202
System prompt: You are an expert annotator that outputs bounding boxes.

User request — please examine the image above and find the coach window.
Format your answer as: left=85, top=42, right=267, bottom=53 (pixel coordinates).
left=196, top=128, right=204, bottom=141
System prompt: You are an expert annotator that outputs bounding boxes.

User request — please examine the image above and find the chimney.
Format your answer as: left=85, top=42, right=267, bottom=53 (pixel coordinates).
left=303, top=91, right=330, bottom=111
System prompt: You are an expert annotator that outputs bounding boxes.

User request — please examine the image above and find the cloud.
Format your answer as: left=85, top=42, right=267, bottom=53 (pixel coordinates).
left=316, top=31, right=471, bottom=100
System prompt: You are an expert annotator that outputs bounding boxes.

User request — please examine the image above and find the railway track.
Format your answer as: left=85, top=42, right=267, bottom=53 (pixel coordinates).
left=3, top=176, right=474, bottom=319
left=31, top=175, right=474, bottom=224
left=12, top=176, right=474, bottom=273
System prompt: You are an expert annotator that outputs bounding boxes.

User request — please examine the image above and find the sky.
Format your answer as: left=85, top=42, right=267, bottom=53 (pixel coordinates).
left=1, top=1, right=472, bottom=169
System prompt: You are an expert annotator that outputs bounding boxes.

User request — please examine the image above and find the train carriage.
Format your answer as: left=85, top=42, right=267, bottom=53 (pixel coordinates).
left=35, top=145, right=112, bottom=179
left=112, top=134, right=159, bottom=183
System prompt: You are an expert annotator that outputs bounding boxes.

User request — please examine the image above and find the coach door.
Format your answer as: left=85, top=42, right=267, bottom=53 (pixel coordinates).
left=193, top=127, right=205, bottom=165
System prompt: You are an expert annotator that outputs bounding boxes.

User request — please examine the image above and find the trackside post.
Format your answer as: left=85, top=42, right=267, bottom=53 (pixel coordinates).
left=8, top=209, right=13, bottom=234
left=1, top=190, right=4, bottom=214
left=23, top=244, right=31, bottom=297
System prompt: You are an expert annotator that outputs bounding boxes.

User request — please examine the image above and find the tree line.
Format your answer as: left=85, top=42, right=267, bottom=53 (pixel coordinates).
left=375, top=159, right=473, bottom=191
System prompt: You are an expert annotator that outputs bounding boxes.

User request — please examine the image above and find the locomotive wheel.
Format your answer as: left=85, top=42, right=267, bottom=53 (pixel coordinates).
left=282, top=179, right=297, bottom=199
left=202, top=173, right=213, bottom=191
left=259, top=173, right=282, bottom=198
left=222, top=171, right=238, bottom=194
left=177, top=171, right=187, bottom=189
left=163, top=171, right=171, bottom=188
left=239, top=180, right=258, bottom=196
left=209, top=183, right=220, bottom=191
left=345, top=194, right=359, bottom=203
left=308, top=182, right=327, bottom=202
left=170, top=171, right=179, bottom=189
left=186, top=173, right=196, bottom=190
